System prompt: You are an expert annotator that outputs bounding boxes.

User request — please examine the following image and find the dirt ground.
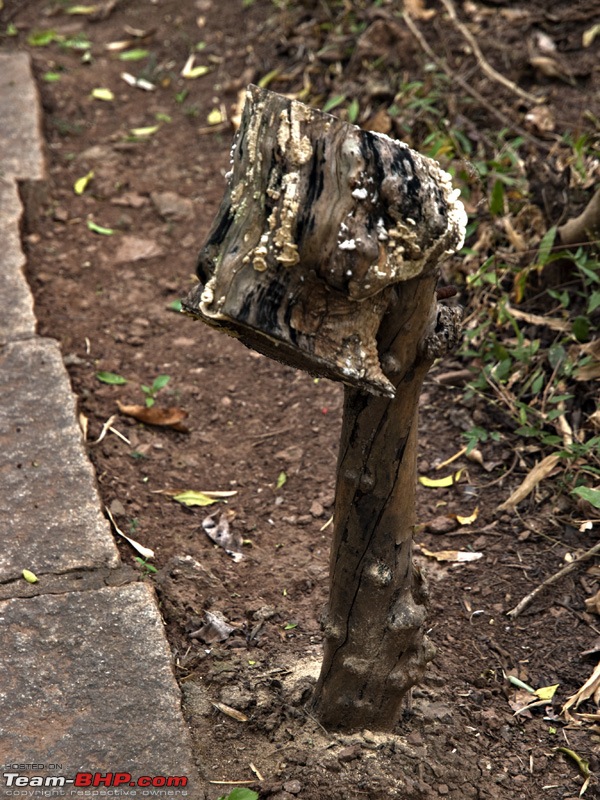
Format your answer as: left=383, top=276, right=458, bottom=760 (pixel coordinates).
left=2, top=0, right=599, bottom=798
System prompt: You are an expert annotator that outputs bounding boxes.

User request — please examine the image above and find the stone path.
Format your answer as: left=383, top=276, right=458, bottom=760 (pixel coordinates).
left=0, top=52, right=203, bottom=798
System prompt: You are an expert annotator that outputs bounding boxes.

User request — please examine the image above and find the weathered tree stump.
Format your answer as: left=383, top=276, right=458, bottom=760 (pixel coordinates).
left=183, top=85, right=466, bottom=731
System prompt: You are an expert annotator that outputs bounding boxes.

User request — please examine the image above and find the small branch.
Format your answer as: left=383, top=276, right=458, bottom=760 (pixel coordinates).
left=557, top=187, right=600, bottom=247
left=439, top=0, right=542, bottom=107
left=506, top=539, right=600, bottom=618
left=402, top=12, right=549, bottom=152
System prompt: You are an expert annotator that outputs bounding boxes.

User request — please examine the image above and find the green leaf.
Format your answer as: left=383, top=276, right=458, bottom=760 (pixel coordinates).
left=119, top=48, right=150, bottom=61
left=257, top=68, right=281, bottom=88
left=276, top=471, right=287, bottom=489
left=28, top=29, right=61, bottom=46
left=22, top=569, right=39, bottom=584
left=588, top=291, right=600, bottom=314
left=152, top=374, right=171, bottom=392
left=173, top=491, right=220, bottom=507
left=571, top=486, right=600, bottom=509
left=87, top=220, right=115, bottom=235
left=217, top=790, right=259, bottom=800
left=323, top=94, right=346, bottom=113
left=167, top=299, right=183, bottom=312
left=96, top=371, right=127, bottom=385
left=347, top=98, right=360, bottom=123
left=572, top=315, right=591, bottom=342
left=43, top=71, right=62, bottom=82
left=537, top=225, right=557, bottom=266
left=67, top=5, right=98, bottom=13
left=489, top=179, right=505, bottom=216
left=130, top=125, right=159, bottom=137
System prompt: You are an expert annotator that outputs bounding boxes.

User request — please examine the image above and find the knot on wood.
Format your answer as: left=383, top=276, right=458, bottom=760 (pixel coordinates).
left=183, top=85, right=467, bottom=398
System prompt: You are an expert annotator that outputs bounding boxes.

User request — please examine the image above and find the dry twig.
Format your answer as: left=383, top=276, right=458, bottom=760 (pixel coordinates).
left=402, top=11, right=549, bottom=152
left=507, top=539, right=600, bottom=617
left=439, top=0, right=542, bottom=106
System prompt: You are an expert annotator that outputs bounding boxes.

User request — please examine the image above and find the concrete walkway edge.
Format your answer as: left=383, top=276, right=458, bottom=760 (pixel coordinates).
left=0, top=51, right=204, bottom=798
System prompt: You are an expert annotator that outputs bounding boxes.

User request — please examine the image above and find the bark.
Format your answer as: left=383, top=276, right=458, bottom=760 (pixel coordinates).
left=311, top=281, right=462, bottom=730
left=182, top=86, right=466, bottom=731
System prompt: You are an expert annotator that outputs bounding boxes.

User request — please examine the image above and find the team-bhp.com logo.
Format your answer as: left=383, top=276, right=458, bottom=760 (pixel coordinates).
left=3, top=771, right=188, bottom=795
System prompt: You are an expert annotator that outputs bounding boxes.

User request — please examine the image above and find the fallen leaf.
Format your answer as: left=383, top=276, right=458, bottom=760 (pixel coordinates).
left=118, top=48, right=150, bottom=61
left=190, top=610, right=236, bottom=643
left=556, top=747, right=590, bottom=779
left=456, top=507, right=479, bottom=525
left=130, top=125, right=159, bottom=137
left=121, top=71, right=156, bottom=91
left=419, top=470, right=463, bottom=488
left=74, top=170, right=94, bottom=195
left=584, top=589, right=600, bottom=615
left=420, top=547, right=483, bottom=563
left=562, top=661, right=600, bottom=720
left=105, top=507, right=154, bottom=559
left=497, top=453, right=561, bottom=511
left=404, top=0, right=436, bottom=20
left=535, top=683, right=559, bottom=701
left=173, top=491, right=221, bottom=507
left=212, top=702, right=248, bottom=722
left=583, top=22, right=600, bottom=48
left=203, top=513, right=243, bottom=561
left=96, top=371, right=127, bottom=385
left=181, top=54, right=210, bottom=79
left=87, top=220, right=115, bottom=235
left=22, top=569, right=38, bottom=584
left=207, top=107, right=225, bottom=125
left=66, top=5, right=98, bottom=13
left=117, top=401, right=189, bottom=431
left=91, top=87, right=114, bottom=101
left=276, top=471, right=287, bottom=489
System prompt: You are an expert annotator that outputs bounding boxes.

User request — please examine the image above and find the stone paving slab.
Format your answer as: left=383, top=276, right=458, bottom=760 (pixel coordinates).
left=0, top=52, right=45, bottom=181
left=0, top=178, right=37, bottom=343
left=0, top=337, right=119, bottom=582
left=0, top=583, right=202, bottom=797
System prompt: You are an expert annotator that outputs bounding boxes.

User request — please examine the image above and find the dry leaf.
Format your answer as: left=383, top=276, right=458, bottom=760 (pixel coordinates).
left=117, top=401, right=189, bottom=431
left=190, top=610, right=236, bottom=643
left=105, top=506, right=154, bottom=559
left=420, top=547, right=483, bottom=563
left=404, top=0, right=436, bottom=20
left=585, top=589, right=600, bottom=615
left=203, top=512, right=243, bottom=562
left=212, top=702, right=248, bottom=722
left=562, top=661, right=600, bottom=719
left=497, top=453, right=561, bottom=511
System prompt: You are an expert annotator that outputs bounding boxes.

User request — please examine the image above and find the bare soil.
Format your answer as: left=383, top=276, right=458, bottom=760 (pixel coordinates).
left=2, top=1, right=599, bottom=798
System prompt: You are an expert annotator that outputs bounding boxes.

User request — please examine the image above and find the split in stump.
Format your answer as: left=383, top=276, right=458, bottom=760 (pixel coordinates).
left=183, top=85, right=466, bottom=731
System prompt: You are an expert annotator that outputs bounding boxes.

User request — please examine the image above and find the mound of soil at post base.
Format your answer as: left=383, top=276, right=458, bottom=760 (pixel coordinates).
left=3, top=0, right=598, bottom=797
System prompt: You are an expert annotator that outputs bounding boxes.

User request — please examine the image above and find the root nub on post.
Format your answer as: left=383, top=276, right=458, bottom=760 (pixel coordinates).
left=183, top=85, right=466, bottom=731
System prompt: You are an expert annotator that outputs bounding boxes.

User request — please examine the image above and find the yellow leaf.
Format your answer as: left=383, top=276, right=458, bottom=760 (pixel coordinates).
left=181, top=54, right=210, bottom=79
left=67, top=5, right=98, bottom=13
left=535, top=683, right=559, bottom=701
left=130, top=125, right=159, bottom=137
left=456, top=506, right=479, bottom=525
left=22, top=569, right=38, bottom=584
left=91, top=87, right=114, bottom=101
left=74, top=170, right=94, bottom=195
left=173, top=490, right=220, bottom=507
left=207, top=108, right=225, bottom=125
left=583, top=22, right=600, bottom=47
left=419, top=469, right=463, bottom=488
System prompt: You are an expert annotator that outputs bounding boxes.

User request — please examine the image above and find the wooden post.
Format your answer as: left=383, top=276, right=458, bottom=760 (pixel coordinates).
left=183, top=86, right=466, bottom=731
